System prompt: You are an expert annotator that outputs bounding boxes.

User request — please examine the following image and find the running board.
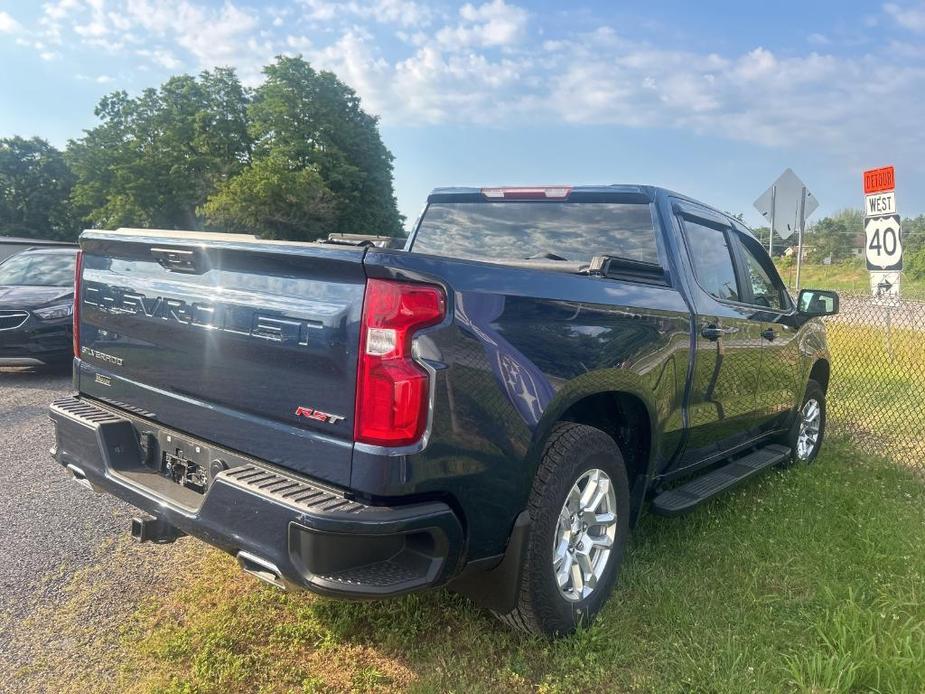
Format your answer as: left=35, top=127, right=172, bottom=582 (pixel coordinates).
left=652, top=444, right=791, bottom=516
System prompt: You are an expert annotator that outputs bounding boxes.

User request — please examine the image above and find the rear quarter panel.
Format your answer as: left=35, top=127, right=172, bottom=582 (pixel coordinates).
left=353, top=250, right=692, bottom=557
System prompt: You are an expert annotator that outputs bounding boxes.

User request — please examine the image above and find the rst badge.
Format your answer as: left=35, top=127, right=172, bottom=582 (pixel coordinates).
left=294, top=406, right=345, bottom=424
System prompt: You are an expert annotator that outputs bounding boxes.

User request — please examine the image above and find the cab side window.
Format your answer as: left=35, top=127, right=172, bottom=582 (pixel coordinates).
left=737, top=235, right=788, bottom=311
left=682, top=219, right=740, bottom=302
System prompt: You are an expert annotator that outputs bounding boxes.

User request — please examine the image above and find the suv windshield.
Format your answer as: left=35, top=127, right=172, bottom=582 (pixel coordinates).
left=0, top=251, right=77, bottom=287
left=411, top=202, right=660, bottom=265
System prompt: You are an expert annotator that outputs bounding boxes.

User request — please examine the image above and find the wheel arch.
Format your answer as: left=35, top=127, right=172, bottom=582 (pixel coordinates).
left=530, top=375, right=658, bottom=523
left=558, top=392, right=652, bottom=496
left=809, top=358, right=830, bottom=393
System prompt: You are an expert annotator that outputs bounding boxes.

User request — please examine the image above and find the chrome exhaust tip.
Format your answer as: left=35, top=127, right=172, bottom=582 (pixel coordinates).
left=236, top=551, right=287, bottom=589
left=66, top=463, right=97, bottom=492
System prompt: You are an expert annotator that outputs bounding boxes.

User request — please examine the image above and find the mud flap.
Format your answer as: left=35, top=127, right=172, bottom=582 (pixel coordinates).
left=448, top=510, right=530, bottom=614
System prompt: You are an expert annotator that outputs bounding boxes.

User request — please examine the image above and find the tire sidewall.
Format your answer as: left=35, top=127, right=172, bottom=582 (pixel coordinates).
left=526, top=428, right=630, bottom=635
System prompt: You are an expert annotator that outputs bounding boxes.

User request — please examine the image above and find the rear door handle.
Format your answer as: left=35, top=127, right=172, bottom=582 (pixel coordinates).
left=761, top=328, right=777, bottom=341
left=701, top=324, right=738, bottom=341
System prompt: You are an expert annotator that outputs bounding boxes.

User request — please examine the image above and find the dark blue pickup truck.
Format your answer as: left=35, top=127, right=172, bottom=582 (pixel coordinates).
left=49, top=185, right=838, bottom=636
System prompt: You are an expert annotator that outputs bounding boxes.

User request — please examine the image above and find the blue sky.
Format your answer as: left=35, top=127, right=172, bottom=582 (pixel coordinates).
left=2, top=0, right=924, bottom=229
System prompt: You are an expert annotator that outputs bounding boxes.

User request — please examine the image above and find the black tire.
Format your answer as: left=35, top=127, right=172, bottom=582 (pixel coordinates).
left=786, top=379, right=826, bottom=464
left=495, top=422, right=630, bottom=637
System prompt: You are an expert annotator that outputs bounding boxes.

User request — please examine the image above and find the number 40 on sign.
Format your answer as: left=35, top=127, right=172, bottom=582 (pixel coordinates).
left=865, top=214, right=902, bottom=271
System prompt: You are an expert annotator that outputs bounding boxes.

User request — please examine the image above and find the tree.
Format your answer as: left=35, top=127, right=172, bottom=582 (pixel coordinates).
left=806, top=217, right=851, bottom=263
left=67, top=68, right=251, bottom=230
left=0, top=136, right=79, bottom=240
left=202, top=153, right=337, bottom=239
left=8, top=58, right=403, bottom=242
left=802, top=209, right=864, bottom=264
left=206, top=56, right=403, bottom=239
left=902, top=215, right=925, bottom=253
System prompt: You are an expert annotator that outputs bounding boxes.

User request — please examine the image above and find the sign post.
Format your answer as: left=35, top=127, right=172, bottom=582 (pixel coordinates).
left=795, top=186, right=807, bottom=291
left=863, top=165, right=901, bottom=300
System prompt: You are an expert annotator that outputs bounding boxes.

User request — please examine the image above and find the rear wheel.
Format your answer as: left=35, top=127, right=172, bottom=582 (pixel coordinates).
left=787, top=379, right=826, bottom=464
left=495, top=423, right=630, bottom=637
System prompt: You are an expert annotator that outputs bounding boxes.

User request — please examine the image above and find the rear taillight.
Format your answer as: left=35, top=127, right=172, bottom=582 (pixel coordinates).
left=355, top=278, right=445, bottom=447
left=73, top=250, right=84, bottom=357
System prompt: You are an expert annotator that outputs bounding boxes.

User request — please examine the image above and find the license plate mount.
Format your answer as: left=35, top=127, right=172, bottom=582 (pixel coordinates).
left=161, top=440, right=211, bottom=495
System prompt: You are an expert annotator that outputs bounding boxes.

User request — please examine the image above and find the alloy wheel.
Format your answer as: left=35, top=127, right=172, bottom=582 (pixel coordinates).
left=552, top=468, right=618, bottom=602
left=797, top=398, right=822, bottom=460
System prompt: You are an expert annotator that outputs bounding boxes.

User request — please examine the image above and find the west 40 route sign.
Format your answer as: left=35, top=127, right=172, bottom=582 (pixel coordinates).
left=863, top=166, right=902, bottom=300
left=865, top=214, right=903, bottom=271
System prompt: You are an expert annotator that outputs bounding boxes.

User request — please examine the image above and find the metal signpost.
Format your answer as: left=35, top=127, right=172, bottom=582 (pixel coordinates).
left=863, top=165, right=902, bottom=300
left=754, top=168, right=819, bottom=290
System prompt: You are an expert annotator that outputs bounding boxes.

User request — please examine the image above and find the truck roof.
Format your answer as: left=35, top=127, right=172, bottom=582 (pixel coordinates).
left=429, top=184, right=652, bottom=197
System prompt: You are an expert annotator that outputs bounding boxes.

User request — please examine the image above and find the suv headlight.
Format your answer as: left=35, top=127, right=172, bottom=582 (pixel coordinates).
left=34, top=303, right=73, bottom=320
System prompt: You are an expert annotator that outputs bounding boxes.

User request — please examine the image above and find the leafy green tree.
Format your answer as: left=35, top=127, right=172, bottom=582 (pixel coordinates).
left=805, top=211, right=863, bottom=263
left=207, top=56, right=402, bottom=239
left=202, top=153, right=337, bottom=239
left=902, top=215, right=925, bottom=253
left=829, top=207, right=864, bottom=233
left=67, top=67, right=251, bottom=230
left=13, top=58, right=402, bottom=242
left=904, top=247, right=925, bottom=281
left=0, top=136, right=79, bottom=240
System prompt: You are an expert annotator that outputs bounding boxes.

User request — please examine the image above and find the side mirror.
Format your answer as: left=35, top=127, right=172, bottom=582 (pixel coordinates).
left=797, top=289, right=839, bottom=316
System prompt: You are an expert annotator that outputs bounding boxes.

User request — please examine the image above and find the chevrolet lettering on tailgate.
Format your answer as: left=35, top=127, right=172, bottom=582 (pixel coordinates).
left=83, top=282, right=317, bottom=346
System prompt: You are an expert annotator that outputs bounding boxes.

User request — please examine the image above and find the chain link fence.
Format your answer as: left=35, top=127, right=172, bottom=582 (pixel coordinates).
left=821, top=291, right=925, bottom=475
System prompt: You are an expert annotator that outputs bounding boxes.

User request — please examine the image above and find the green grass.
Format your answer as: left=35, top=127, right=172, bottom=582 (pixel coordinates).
left=119, top=441, right=925, bottom=693
left=826, top=321, right=925, bottom=469
left=774, top=258, right=925, bottom=298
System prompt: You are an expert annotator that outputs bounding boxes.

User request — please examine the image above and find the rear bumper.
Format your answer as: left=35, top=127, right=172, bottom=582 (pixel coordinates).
left=48, top=396, right=465, bottom=598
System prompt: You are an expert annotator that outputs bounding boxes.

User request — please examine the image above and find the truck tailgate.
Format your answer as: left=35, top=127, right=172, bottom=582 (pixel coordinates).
left=76, top=229, right=366, bottom=486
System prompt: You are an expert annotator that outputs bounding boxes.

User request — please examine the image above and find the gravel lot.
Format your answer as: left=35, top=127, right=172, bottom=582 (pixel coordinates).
left=0, top=367, right=197, bottom=692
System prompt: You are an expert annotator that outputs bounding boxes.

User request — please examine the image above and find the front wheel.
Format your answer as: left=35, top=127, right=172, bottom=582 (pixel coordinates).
left=788, top=379, right=826, bottom=464
left=495, top=423, right=630, bottom=637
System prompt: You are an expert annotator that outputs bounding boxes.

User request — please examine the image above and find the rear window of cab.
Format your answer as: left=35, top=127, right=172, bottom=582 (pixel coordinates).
left=411, top=201, right=660, bottom=265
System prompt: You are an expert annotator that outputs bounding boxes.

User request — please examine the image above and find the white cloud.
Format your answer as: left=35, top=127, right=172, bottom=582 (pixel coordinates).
left=436, top=0, right=528, bottom=49
left=3, top=0, right=924, bottom=165
left=0, top=10, right=22, bottom=33
left=136, top=48, right=182, bottom=69
left=74, top=20, right=108, bottom=37
left=32, top=0, right=272, bottom=82
left=43, top=0, right=81, bottom=22
left=284, top=2, right=925, bottom=164
left=285, top=34, right=313, bottom=52
left=300, top=0, right=433, bottom=28
left=885, top=1, right=925, bottom=32
left=122, top=0, right=264, bottom=74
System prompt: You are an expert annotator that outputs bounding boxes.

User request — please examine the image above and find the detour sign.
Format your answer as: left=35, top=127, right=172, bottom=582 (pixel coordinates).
left=864, top=166, right=895, bottom=195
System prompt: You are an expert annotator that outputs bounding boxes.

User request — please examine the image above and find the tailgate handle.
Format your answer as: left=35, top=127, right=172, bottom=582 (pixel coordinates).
left=151, top=247, right=205, bottom=274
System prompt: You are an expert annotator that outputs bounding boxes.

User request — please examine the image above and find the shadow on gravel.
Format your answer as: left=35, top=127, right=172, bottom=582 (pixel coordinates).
left=0, top=364, right=72, bottom=388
